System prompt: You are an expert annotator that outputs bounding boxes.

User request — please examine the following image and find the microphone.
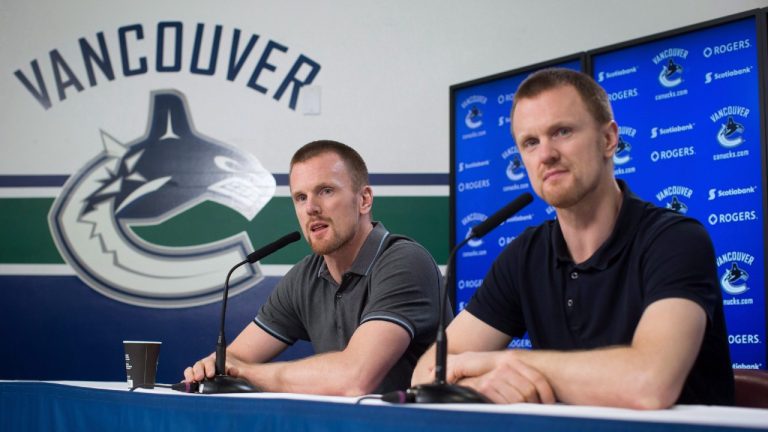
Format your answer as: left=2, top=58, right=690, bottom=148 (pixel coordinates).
left=245, top=231, right=301, bottom=264
left=384, top=192, right=533, bottom=403
left=470, top=193, right=533, bottom=238
left=185, top=231, right=301, bottom=394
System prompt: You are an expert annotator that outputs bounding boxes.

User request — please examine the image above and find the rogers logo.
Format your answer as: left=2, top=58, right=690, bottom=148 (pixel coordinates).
left=707, top=210, right=757, bottom=226
left=457, top=279, right=483, bottom=290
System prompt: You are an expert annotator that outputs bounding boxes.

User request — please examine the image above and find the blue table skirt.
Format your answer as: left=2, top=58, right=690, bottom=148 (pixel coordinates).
left=0, top=381, right=758, bottom=432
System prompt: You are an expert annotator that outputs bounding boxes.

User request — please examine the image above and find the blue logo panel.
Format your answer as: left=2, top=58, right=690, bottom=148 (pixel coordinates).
left=592, top=16, right=765, bottom=368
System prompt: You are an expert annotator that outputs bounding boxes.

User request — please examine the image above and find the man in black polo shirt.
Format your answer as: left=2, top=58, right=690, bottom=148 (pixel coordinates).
left=184, top=140, right=446, bottom=395
left=412, top=69, right=734, bottom=408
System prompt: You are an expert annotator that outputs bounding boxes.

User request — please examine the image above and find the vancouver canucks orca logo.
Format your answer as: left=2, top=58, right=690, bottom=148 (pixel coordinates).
left=460, top=212, right=486, bottom=249
left=665, top=196, right=688, bottom=214
left=505, top=155, right=525, bottom=181
left=465, top=106, right=483, bottom=129
left=49, top=90, right=276, bottom=308
left=465, top=227, right=483, bottom=248
left=721, top=262, right=749, bottom=295
left=717, top=116, right=745, bottom=148
left=658, top=59, right=683, bottom=88
left=614, top=136, right=632, bottom=165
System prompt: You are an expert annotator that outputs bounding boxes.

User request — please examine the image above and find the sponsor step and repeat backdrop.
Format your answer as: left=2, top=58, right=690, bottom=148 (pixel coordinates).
left=452, top=11, right=767, bottom=368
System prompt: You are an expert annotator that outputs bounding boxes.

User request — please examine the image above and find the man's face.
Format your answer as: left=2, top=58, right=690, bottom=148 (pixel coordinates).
left=511, top=85, right=616, bottom=209
left=289, top=152, right=370, bottom=256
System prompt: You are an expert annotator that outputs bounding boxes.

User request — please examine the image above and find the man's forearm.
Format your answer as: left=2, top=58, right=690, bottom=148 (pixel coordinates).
left=230, top=320, right=410, bottom=396
left=239, top=351, right=381, bottom=396
left=517, top=347, right=664, bottom=408
left=522, top=299, right=705, bottom=409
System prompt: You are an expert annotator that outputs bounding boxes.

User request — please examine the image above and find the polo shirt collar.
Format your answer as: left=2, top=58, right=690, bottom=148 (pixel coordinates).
left=553, top=179, right=643, bottom=270
left=317, top=221, right=390, bottom=279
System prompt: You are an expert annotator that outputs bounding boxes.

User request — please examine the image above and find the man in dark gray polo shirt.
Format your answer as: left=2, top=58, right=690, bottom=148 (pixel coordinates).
left=185, top=140, right=446, bottom=395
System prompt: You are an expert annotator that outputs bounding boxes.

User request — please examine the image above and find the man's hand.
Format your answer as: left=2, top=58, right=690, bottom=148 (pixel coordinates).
left=447, top=351, right=556, bottom=404
left=183, top=353, right=217, bottom=382
left=180, top=322, right=290, bottom=384
left=411, top=349, right=436, bottom=386
left=183, top=353, right=248, bottom=382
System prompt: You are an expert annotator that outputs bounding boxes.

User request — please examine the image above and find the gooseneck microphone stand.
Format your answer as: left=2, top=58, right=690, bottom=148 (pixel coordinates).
left=404, top=234, right=490, bottom=403
left=197, top=258, right=260, bottom=393
left=383, top=192, right=533, bottom=404
left=197, top=231, right=301, bottom=394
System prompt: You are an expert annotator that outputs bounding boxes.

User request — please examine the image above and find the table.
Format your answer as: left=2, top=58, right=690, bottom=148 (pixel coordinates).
left=1, top=381, right=766, bottom=431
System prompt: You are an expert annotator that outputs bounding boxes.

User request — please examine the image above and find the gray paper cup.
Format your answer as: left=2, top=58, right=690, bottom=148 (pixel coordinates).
left=123, top=341, right=161, bottom=389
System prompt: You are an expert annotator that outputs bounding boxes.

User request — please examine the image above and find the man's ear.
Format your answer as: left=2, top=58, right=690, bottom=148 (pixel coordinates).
left=603, top=120, right=620, bottom=159
left=359, top=185, right=373, bottom=215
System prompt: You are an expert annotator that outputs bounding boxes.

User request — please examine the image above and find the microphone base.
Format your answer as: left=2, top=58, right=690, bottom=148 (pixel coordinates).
left=199, top=375, right=260, bottom=394
left=410, top=382, right=490, bottom=404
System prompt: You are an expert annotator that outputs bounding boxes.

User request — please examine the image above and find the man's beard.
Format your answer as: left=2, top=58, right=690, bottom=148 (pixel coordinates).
left=308, top=222, right=356, bottom=256
left=542, top=185, right=585, bottom=209
left=540, top=173, right=594, bottom=209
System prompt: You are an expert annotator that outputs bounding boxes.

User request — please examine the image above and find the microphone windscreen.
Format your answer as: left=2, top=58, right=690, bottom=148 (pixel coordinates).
left=470, top=192, right=533, bottom=239
left=246, top=231, right=301, bottom=263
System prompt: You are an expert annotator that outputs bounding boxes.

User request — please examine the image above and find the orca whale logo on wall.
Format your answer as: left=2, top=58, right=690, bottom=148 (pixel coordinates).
left=465, top=105, right=483, bottom=129
left=613, top=136, right=632, bottom=165
left=717, top=116, right=745, bottom=148
left=505, top=155, right=525, bottom=182
left=48, top=90, right=276, bottom=308
left=716, top=251, right=754, bottom=296
left=658, top=59, right=683, bottom=88
left=655, top=185, right=692, bottom=215
left=721, top=262, right=749, bottom=295
left=665, top=196, right=688, bottom=214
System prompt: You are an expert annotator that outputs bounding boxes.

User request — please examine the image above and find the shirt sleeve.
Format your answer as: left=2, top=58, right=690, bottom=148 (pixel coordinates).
left=254, top=260, right=311, bottom=345
left=360, top=241, right=446, bottom=345
left=641, top=216, right=719, bottom=322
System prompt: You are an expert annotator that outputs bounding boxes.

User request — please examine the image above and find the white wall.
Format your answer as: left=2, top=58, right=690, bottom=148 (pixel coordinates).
left=3, top=0, right=768, bottom=177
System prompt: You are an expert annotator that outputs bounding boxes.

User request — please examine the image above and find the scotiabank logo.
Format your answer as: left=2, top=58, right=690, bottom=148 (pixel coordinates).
left=707, top=185, right=757, bottom=201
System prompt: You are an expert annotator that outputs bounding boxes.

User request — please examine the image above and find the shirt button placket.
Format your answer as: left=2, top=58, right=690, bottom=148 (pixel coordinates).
left=565, top=268, right=579, bottom=333
left=334, top=292, right=344, bottom=342
left=568, top=270, right=579, bottom=308
left=336, top=274, right=350, bottom=337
